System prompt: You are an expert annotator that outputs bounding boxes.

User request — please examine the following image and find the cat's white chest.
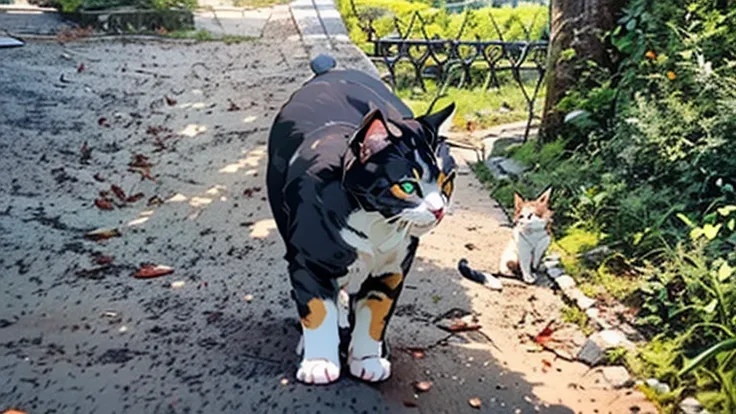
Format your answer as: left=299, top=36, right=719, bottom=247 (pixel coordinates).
left=338, top=210, right=411, bottom=294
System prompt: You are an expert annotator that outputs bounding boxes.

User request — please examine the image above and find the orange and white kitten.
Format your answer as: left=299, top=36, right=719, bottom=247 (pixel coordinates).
left=498, top=188, right=553, bottom=284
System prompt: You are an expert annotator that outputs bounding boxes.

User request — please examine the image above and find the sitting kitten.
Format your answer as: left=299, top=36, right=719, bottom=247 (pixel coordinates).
left=498, top=188, right=553, bottom=284
left=266, top=56, right=456, bottom=385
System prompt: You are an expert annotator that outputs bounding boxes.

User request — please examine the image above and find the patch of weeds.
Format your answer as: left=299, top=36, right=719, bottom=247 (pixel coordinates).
left=164, top=30, right=254, bottom=43
left=604, top=346, right=628, bottom=365
left=560, top=304, right=596, bottom=336
left=431, top=295, right=441, bottom=304
left=233, top=0, right=288, bottom=8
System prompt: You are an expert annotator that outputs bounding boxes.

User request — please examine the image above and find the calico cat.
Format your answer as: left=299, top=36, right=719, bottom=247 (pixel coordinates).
left=498, top=188, right=553, bottom=284
left=266, top=56, right=456, bottom=385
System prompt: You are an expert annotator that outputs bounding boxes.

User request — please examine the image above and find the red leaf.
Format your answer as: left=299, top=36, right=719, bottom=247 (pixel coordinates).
left=95, top=255, right=114, bottom=265
left=164, top=95, right=177, bottom=106
left=533, top=321, right=556, bottom=347
left=134, top=264, right=173, bottom=279
left=95, top=198, right=114, bottom=210
left=77, top=63, right=85, bottom=73
left=111, top=185, right=127, bottom=201
left=126, top=192, right=145, bottom=203
left=542, top=359, right=552, bottom=373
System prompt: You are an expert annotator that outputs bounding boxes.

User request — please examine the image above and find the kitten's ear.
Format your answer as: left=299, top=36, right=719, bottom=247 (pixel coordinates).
left=418, top=102, right=456, bottom=147
left=350, top=109, right=390, bottom=164
left=537, top=187, right=552, bottom=206
left=514, top=192, right=524, bottom=213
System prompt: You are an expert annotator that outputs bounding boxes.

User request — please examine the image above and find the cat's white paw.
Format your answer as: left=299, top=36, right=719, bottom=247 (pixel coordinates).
left=296, top=359, right=341, bottom=385
left=349, top=356, right=391, bottom=382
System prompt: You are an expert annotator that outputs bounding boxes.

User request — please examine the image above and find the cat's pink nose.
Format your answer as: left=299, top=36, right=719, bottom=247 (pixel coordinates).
left=430, top=207, right=444, bottom=221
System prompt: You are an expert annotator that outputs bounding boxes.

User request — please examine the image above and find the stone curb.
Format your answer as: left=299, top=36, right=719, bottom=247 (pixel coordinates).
left=289, top=0, right=379, bottom=78
left=542, top=254, right=712, bottom=413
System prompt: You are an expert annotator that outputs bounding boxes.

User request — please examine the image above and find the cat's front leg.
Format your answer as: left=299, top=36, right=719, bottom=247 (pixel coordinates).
left=290, top=266, right=341, bottom=385
left=348, top=272, right=403, bottom=382
left=532, top=234, right=551, bottom=271
left=517, top=240, right=537, bottom=284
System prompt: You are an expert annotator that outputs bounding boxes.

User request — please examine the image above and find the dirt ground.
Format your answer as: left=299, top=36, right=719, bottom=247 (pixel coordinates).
left=0, top=13, right=657, bottom=414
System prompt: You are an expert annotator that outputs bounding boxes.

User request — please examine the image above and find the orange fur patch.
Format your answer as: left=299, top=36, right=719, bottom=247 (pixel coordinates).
left=391, top=184, right=411, bottom=200
left=380, top=273, right=403, bottom=290
left=364, top=293, right=393, bottom=341
left=301, top=298, right=327, bottom=330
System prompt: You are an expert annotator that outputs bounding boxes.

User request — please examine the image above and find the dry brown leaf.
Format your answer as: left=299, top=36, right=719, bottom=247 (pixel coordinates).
left=414, top=381, right=432, bottom=392
left=164, top=95, right=177, bottom=106
left=95, top=198, right=114, bottom=210
left=111, top=185, right=127, bottom=201
left=126, top=192, right=145, bottom=203
left=85, top=227, right=121, bottom=241
left=468, top=397, right=482, bottom=409
left=402, top=400, right=418, bottom=408
left=95, top=255, right=114, bottom=265
left=134, top=264, right=173, bottom=279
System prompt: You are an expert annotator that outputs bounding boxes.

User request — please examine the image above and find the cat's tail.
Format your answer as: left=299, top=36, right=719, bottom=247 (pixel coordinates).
left=457, top=258, right=503, bottom=291
left=310, top=54, right=337, bottom=76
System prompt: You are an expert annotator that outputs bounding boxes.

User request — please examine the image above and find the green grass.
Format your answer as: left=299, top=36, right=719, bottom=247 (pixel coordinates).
left=165, top=29, right=256, bottom=43
left=561, top=304, right=596, bottom=336
left=232, top=0, right=288, bottom=8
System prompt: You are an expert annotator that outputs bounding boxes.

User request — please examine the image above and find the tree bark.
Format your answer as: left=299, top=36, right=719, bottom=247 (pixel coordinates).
left=540, top=0, right=626, bottom=141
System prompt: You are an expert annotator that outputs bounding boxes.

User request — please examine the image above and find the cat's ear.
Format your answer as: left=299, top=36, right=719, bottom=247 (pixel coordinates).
left=350, top=109, right=391, bottom=164
left=536, top=187, right=552, bottom=206
left=418, top=102, right=456, bottom=147
left=514, top=192, right=525, bottom=213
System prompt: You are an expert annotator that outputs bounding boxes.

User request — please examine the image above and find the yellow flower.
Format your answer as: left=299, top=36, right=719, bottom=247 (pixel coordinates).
left=645, top=50, right=656, bottom=60
left=666, top=71, right=677, bottom=80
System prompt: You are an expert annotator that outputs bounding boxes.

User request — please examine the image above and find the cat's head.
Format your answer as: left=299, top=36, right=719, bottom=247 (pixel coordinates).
left=513, top=188, right=553, bottom=231
left=343, top=103, right=457, bottom=236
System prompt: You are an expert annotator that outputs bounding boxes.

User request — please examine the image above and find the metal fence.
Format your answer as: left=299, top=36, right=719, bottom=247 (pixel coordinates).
left=348, top=0, right=549, bottom=140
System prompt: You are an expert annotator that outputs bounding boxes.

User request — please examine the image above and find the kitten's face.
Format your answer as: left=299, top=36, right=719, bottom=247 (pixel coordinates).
left=513, top=189, right=553, bottom=232
left=343, top=105, right=456, bottom=236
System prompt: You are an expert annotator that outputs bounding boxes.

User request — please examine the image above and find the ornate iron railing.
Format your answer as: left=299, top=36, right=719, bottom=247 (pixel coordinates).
left=347, top=0, right=549, bottom=141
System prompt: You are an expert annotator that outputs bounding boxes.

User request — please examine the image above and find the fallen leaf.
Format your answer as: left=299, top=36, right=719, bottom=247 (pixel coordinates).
left=542, top=359, right=552, bottom=373
left=111, top=185, right=127, bottom=201
left=148, top=195, right=163, bottom=206
left=80, top=141, right=92, bottom=164
left=93, top=173, right=105, bottom=182
left=440, top=318, right=481, bottom=333
left=95, top=255, right=114, bottom=265
left=406, top=347, right=425, bottom=359
left=126, top=192, right=145, bottom=203
left=227, top=99, right=241, bottom=111
left=533, top=321, right=555, bottom=347
left=85, top=227, right=121, bottom=241
left=164, top=95, right=177, bottom=106
left=464, top=243, right=477, bottom=251
left=77, top=62, right=85, bottom=73
left=95, top=198, right=114, bottom=210
left=98, top=117, right=109, bottom=127
left=414, top=381, right=432, bottom=392
left=402, top=400, right=418, bottom=408
left=129, top=153, right=152, bottom=168
left=243, top=186, right=262, bottom=198
left=129, top=167, right=155, bottom=181
left=468, top=397, right=482, bottom=409
left=133, top=264, right=173, bottom=279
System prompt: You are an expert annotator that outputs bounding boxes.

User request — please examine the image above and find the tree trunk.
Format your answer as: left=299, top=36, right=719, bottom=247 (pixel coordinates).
left=540, top=0, right=626, bottom=141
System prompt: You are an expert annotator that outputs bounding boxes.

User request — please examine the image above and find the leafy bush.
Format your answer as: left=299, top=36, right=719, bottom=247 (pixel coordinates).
left=474, top=0, right=736, bottom=411
left=56, top=0, right=196, bottom=13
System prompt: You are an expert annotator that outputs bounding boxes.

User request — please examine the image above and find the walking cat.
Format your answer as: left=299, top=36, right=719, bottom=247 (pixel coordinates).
left=498, top=188, right=553, bottom=284
left=266, top=56, right=456, bottom=385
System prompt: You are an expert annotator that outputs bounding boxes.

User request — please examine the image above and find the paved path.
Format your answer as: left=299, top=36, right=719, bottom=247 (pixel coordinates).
left=0, top=3, right=656, bottom=414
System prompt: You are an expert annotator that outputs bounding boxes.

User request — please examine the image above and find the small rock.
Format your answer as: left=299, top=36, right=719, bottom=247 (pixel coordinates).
left=171, top=280, right=185, bottom=289
left=545, top=253, right=561, bottom=261
left=567, top=288, right=596, bottom=310
left=547, top=267, right=564, bottom=279
left=244, top=294, right=254, bottom=302
left=577, top=330, right=633, bottom=366
left=645, top=378, right=671, bottom=395
left=581, top=246, right=612, bottom=265
left=556, top=275, right=576, bottom=290
left=498, top=158, right=528, bottom=176
left=602, top=366, right=633, bottom=389
left=585, top=308, right=600, bottom=319
left=679, top=397, right=710, bottom=414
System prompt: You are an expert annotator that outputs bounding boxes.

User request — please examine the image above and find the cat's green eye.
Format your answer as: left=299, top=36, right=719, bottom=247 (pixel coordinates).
left=400, top=182, right=416, bottom=194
